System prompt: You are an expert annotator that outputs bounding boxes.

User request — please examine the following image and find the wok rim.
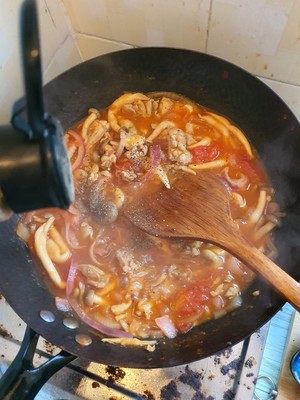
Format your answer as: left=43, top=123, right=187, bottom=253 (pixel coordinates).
left=0, top=47, right=299, bottom=368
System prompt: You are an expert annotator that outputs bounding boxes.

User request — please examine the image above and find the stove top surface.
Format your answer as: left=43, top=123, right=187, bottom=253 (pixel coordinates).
left=0, top=295, right=267, bottom=399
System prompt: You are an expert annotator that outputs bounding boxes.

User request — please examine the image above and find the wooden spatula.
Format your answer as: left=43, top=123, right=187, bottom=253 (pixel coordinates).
left=124, top=172, right=300, bottom=312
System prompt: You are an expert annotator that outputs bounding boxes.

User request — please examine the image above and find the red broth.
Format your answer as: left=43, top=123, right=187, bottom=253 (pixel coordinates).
left=17, top=93, right=281, bottom=339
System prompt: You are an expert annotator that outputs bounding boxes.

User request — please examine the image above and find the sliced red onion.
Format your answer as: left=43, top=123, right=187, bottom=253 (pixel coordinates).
left=115, top=130, right=127, bottom=158
left=68, top=204, right=82, bottom=215
left=68, top=296, right=133, bottom=338
left=66, top=262, right=132, bottom=338
left=56, top=208, right=84, bottom=250
left=67, top=130, right=85, bottom=171
left=155, top=315, right=178, bottom=339
left=55, top=297, right=71, bottom=312
left=65, top=221, right=81, bottom=249
left=66, top=260, right=78, bottom=297
left=88, top=229, right=109, bottom=266
left=221, top=166, right=248, bottom=190
left=140, top=144, right=163, bottom=183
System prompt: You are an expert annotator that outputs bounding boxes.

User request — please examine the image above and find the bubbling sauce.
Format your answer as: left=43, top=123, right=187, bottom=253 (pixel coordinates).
left=17, top=92, right=282, bottom=339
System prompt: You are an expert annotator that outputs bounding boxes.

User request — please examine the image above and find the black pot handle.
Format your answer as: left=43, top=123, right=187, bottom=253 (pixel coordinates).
left=0, top=0, right=74, bottom=215
left=20, top=0, right=45, bottom=140
left=0, top=326, right=76, bottom=400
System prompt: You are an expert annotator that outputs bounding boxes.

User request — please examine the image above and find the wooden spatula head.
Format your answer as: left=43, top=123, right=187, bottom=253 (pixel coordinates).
left=124, top=172, right=233, bottom=244
left=124, top=171, right=300, bottom=312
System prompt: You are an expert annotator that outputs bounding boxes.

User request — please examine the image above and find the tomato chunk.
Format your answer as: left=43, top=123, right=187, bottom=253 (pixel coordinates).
left=230, top=153, right=267, bottom=184
left=190, top=143, right=220, bottom=163
left=173, top=283, right=209, bottom=318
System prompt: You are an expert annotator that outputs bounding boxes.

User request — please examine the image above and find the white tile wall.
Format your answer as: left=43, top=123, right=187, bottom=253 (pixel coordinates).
left=0, top=0, right=26, bottom=124
left=62, top=0, right=211, bottom=51
left=75, top=34, right=133, bottom=61
left=207, top=0, right=300, bottom=85
left=60, top=0, right=300, bottom=121
left=0, top=0, right=80, bottom=124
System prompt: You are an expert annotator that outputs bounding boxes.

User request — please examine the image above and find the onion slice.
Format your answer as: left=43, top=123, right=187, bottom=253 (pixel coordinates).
left=67, top=130, right=85, bottom=171
left=221, top=166, right=248, bottom=190
left=140, top=144, right=162, bottom=182
left=155, top=315, right=178, bottom=339
left=66, top=262, right=132, bottom=338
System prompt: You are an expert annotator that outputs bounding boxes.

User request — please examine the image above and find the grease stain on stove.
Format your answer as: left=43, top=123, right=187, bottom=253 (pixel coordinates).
left=43, top=339, right=56, bottom=355
left=220, top=359, right=242, bottom=376
left=178, top=365, right=202, bottom=391
left=160, top=380, right=181, bottom=399
left=143, top=389, right=156, bottom=400
left=91, top=381, right=100, bottom=388
left=222, top=389, right=235, bottom=400
left=213, top=347, right=233, bottom=366
left=105, top=365, right=126, bottom=382
left=244, top=356, right=256, bottom=368
left=0, top=324, right=12, bottom=339
left=160, top=366, right=215, bottom=400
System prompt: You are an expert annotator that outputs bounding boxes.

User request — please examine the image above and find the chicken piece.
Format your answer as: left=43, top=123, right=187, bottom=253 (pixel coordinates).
left=119, top=170, right=138, bottom=182
left=77, top=264, right=110, bottom=288
left=108, top=93, right=149, bottom=131
left=99, top=139, right=117, bottom=171
left=116, top=248, right=141, bottom=274
left=125, top=141, right=148, bottom=162
left=168, top=128, right=192, bottom=165
left=158, top=97, right=173, bottom=114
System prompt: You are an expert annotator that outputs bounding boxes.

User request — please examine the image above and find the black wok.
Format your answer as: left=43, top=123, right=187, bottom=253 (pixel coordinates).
left=1, top=47, right=300, bottom=371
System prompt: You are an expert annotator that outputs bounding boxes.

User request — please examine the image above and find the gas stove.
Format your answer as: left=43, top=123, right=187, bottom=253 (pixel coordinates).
left=0, top=295, right=268, bottom=400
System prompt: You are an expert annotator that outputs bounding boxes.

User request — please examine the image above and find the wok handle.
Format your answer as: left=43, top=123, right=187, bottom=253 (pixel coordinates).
left=0, top=326, right=76, bottom=400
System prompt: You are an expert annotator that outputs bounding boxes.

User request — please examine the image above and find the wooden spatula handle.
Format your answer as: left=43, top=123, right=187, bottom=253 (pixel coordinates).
left=228, top=238, right=300, bottom=312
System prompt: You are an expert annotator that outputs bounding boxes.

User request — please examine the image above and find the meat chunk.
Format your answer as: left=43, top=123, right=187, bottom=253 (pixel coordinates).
left=158, top=97, right=173, bottom=114
left=99, top=140, right=117, bottom=170
left=168, top=128, right=192, bottom=165
left=116, top=248, right=141, bottom=274
left=125, top=139, right=148, bottom=162
left=119, top=170, right=138, bottom=182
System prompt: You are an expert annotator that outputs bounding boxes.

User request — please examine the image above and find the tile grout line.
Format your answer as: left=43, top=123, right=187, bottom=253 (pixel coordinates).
left=205, top=0, right=213, bottom=54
